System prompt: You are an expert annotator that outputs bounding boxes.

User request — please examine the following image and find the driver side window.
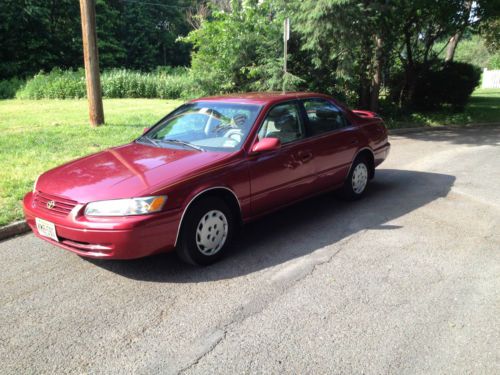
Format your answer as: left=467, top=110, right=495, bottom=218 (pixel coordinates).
left=258, top=102, right=303, bottom=144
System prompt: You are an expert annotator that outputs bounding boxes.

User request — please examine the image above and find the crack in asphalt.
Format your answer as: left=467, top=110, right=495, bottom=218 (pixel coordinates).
left=175, top=180, right=500, bottom=373
left=177, top=233, right=360, bottom=374
left=177, top=329, right=227, bottom=374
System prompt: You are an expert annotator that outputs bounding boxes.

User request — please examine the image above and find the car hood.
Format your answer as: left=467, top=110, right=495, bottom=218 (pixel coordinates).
left=37, top=143, right=232, bottom=203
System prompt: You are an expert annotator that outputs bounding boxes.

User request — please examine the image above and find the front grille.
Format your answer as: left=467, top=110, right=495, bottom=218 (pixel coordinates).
left=34, top=191, right=78, bottom=217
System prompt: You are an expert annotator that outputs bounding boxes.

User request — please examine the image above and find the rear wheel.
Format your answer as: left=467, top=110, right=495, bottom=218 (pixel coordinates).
left=176, top=196, right=234, bottom=266
left=342, top=156, right=370, bottom=200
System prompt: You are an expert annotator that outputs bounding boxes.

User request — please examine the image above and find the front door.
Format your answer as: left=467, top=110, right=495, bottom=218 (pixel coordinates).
left=248, top=101, right=316, bottom=216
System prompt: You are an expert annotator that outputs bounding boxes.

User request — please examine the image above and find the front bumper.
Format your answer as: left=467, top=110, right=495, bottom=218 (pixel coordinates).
left=23, top=192, right=181, bottom=259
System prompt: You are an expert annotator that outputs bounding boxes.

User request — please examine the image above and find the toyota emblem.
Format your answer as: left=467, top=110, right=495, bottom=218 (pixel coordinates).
left=46, top=200, right=56, bottom=209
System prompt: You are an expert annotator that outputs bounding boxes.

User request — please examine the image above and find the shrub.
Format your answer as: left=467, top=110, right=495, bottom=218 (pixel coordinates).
left=414, top=62, right=481, bottom=110
left=390, top=61, right=481, bottom=111
left=0, top=78, right=24, bottom=99
left=440, top=62, right=481, bottom=109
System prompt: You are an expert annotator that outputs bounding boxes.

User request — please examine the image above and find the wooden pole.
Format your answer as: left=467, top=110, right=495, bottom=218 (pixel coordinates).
left=80, top=0, right=104, bottom=126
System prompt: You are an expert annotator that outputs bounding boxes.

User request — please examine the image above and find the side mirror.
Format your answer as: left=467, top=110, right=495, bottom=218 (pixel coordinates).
left=251, top=137, right=281, bottom=153
left=143, top=127, right=151, bottom=135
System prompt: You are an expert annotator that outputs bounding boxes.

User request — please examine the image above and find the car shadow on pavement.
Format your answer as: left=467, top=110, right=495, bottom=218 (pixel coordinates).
left=85, top=169, right=455, bottom=282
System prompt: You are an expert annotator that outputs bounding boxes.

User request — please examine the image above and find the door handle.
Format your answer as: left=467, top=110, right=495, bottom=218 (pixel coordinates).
left=297, top=151, right=313, bottom=163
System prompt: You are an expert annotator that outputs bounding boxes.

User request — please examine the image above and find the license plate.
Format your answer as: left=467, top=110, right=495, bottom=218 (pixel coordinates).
left=35, top=218, right=59, bottom=242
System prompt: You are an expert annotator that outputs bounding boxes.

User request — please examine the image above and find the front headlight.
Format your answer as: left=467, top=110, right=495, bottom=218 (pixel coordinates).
left=84, top=196, right=167, bottom=217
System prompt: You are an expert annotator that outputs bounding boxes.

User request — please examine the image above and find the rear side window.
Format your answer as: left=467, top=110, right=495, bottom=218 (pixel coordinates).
left=303, top=99, right=347, bottom=136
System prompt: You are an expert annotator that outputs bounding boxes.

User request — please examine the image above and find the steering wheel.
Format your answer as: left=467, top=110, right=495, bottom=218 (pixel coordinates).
left=223, top=128, right=244, bottom=143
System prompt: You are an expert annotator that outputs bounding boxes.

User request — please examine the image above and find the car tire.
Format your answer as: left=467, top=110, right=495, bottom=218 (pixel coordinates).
left=176, top=196, right=234, bottom=266
left=342, top=156, right=370, bottom=200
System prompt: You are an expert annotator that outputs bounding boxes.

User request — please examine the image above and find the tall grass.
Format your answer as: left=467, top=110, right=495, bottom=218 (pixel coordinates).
left=16, top=69, right=86, bottom=99
left=14, top=68, right=200, bottom=100
left=101, top=69, right=193, bottom=99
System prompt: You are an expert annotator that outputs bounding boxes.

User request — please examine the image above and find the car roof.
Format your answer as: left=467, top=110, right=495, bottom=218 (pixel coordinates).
left=190, top=91, right=332, bottom=105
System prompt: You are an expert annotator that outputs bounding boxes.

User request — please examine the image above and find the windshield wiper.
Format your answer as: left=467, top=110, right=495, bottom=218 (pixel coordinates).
left=162, top=139, right=205, bottom=152
left=137, top=136, right=162, bottom=147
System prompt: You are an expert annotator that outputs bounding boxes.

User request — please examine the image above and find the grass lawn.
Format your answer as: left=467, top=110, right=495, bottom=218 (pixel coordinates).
left=386, top=88, right=500, bottom=128
left=0, top=89, right=499, bottom=227
left=0, top=98, right=182, bottom=226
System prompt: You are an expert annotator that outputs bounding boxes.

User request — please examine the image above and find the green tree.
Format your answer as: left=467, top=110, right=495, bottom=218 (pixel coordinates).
left=295, top=0, right=399, bottom=110
left=295, top=0, right=490, bottom=110
left=95, top=0, right=126, bottom=69
left=481, top=17, right=500, bottom=54
left=0, top=0, right=196, bottom=79
left=0, top=0, right=81, bottom=79
left=182, top=0, right=300, bottom=94
left=119, top=0, right=194, bottom=70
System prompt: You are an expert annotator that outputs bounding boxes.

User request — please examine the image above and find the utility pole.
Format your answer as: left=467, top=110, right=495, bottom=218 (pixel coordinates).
left=283, top=18, right=290, bottom=93
left=80, top=0, right=104, bottom=127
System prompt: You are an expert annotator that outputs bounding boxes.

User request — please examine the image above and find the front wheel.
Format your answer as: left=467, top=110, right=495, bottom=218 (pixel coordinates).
left=176, top=196, right=234, bottom=266
left=342, top=157, right=370, bottom=200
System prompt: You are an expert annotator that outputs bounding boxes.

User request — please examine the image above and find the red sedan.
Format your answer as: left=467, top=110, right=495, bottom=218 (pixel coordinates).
left=23, top=92, right=390, bottom=265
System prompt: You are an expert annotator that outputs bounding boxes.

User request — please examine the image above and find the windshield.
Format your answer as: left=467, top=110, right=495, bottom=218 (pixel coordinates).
left=138, top=101, right=262, bottom=152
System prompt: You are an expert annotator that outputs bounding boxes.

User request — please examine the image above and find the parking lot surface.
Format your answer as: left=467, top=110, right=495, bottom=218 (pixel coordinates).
left=1, top=126, right=499, bottom=374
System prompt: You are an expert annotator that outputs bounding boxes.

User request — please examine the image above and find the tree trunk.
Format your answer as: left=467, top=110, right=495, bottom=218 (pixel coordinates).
left=399, top=26, right=416, bottom=109
left=370, top=36, right=383, bottom=112
left=445, top=32, right=461, bottom=62
left=359, top=82, right=371, bottom=109
left=445, top=0, right=472, bottom=63
left=358, top=36, right=372, bottom=109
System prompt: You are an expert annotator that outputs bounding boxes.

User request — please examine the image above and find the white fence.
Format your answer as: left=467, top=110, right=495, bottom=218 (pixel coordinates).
left=482, top=68, right=500, bottom=89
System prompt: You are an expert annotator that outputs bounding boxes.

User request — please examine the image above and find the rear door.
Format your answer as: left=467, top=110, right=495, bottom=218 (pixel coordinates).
left=301, top=98, right=359, bottom=190
left=248, top=101, right=316, bottom=216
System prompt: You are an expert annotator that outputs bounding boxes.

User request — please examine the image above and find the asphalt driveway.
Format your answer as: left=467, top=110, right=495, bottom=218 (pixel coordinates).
left=1, top=126, right=499, bottom=374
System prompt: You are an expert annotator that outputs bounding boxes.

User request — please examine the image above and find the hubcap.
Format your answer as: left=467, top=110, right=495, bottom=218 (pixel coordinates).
left=352, top=163, right=368, bottom=194
left=195, top=210, right=228, bottom=256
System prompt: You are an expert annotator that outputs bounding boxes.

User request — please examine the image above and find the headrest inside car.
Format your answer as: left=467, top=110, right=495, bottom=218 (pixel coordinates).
left=275, top=114, right=296, bottom=130
left=268, top=106, right=290, bottom=120
left=316, top=108, right=339, bottom=119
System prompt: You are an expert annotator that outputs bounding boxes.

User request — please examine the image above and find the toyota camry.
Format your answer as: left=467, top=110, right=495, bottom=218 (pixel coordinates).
left=23, top=92, right=390, bottom=265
